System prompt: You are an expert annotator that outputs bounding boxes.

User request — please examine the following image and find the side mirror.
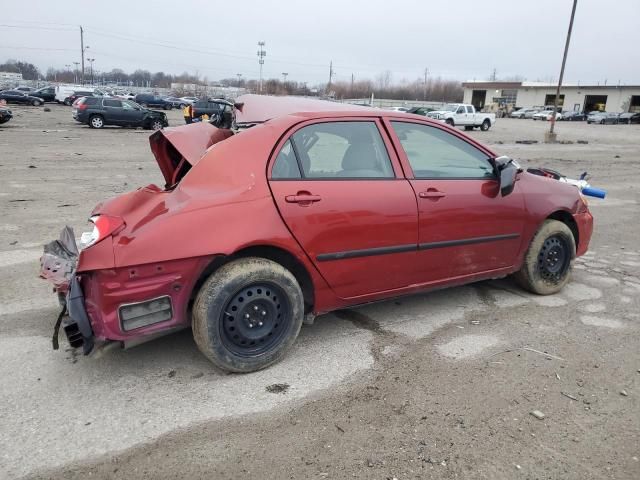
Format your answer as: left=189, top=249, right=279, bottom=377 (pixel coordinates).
left=494, top=156, right=519, bottom=197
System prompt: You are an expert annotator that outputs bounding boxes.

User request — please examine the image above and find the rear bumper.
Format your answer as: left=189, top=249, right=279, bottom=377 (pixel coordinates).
left=574, top=210, right=594, bottom=257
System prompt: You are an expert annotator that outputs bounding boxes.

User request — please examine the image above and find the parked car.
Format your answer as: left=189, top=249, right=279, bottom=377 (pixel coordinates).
left=560, top=111, right=586, bottom=121
left=0, top=90, right=45, bottom=106
left=618, top=112, right=640, bottom=124
left=427, top=103, right=496, bottom=131
left=164, top=96, right=187, bottom=108
left=179, top=96, right=198, bottom=104
left=510, top=108, right=537, bottom=119
left=587, top=112, right=619, bottom=124
left=192, top=98, right=233, bottom=119
left=406, top=106, right=434, bottom=116
left=55, top=86, right=107, bottom=105
left=0, top=106, right=12, bottom=124
left=67, top=90, right=96, bottom=105
left=72, top=96, right=168, bottom=130
left=532, top=110, right=561, bottom=121
left=40, top=94, right=594, bottom=373
left=113, top=92, right=136, bottom=101
left=134, top=94, right=173, bottom=110
left=32, top=86, right=56, bottom=102
left=14, top=86, right=35, bottom=93
left=387, top=106, right=409, bottom=112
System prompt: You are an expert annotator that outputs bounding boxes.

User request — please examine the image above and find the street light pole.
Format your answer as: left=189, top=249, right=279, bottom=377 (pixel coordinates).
left=548, top=0, right=578, bottom=140
left=87, top=58, right=95, bottom=85
left=257, top=41, right=266, bottom=94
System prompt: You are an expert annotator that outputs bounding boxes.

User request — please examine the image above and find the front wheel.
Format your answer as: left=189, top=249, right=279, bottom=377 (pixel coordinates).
left=32, top=100, right=42, bottom=106
left=193, top=257, right=304, bottom=373
left=445, top=118, right=454, bottom=126
left=480, top=119, right=490, bottom=131
left=150, top=119, right=164, bottom=130
left=64, top=98, right=72, bottom=106
left=513, top=220, right=576, bottom=295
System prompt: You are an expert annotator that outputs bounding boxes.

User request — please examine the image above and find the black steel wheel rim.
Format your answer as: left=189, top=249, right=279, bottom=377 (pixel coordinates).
left=537, top=234, right=570, bottom=283
left=219, top=283, right=290, bottom=357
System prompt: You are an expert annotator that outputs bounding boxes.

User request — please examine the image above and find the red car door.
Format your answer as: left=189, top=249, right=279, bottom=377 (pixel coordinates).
left=386, top=119, right=525, bottom=281
left=268, top=119, right=419, bottom=299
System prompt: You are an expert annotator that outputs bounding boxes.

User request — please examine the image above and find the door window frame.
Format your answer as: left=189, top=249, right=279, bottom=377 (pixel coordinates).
left=268, top=117, right=405, bottom=181
left=382, top=117, right=498, bottom=181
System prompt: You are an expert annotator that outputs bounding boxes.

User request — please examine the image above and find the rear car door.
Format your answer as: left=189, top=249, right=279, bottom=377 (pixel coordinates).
left=102, top=99, right=124, bottom=124
left=269, top=119, right=419, bottom=299
left=386, top=120, right=525, bottom=281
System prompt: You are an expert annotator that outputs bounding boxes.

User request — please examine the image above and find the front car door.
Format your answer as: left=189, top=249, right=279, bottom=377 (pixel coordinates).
left=386, top=119, right=526, bottom=282
left=269, top=119, right=419, bottom=299
left=121, top=100, right=145, bottom=125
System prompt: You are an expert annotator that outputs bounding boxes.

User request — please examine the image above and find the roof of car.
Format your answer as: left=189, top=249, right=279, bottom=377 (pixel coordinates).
left=234, top=94, right=379, bottom=124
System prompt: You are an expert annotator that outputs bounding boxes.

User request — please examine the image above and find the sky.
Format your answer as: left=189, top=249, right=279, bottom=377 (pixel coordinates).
left=1, top=0, right=639, bottom=85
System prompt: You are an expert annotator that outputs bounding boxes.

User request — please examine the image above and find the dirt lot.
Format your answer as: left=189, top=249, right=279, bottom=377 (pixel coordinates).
left=1, top=104, right=639, bottom=480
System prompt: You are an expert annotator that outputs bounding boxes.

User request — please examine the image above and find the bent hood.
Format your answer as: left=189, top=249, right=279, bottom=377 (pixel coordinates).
left=149, top=122, right=234, bottom=185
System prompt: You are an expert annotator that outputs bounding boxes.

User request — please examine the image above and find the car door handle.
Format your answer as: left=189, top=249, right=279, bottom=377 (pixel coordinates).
left=285, top=194, right=322, bottom=205
left=418, top=189, right=446, bottom=199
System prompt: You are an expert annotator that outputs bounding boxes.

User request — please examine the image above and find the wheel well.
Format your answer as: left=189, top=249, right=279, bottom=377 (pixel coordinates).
left=191, top=246, right=315, bottom=314
left=547, top=210, right=579, bottom=250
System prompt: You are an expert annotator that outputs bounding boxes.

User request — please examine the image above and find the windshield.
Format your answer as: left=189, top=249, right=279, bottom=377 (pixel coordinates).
left=441, top=104, right=458, bottom=112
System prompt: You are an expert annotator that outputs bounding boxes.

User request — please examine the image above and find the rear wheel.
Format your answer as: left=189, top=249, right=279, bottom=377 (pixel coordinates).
left=514, top=220, right=575, bottom=295
left=164, top=104, right=172, bottom=110
left=480, top=119, right=490, bottom=131
left=89, top=115, right=104, bottom=129
left=32, top=99, right=42, bottom=106
left=193, top=257, right=304, bottom=373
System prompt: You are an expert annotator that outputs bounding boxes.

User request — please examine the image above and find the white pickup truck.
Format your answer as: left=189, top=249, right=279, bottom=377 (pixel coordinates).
left=427, top=103, right=496, bottom=131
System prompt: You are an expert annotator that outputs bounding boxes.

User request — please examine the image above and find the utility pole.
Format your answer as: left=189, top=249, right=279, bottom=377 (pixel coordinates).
left=257, top=41, right=266, bottom=94
left=351, top=73, right=354, bottom=95
left=423, top=67, right=429, bottom=100
left=236, top=73, right=242, bottom=86
left=327, top=61, right=335, bottom=94
left=281, top=72, right=288, bottom=83
left=87, top=58, right=95, bottom=85
left=72, top=61, right=80, bottom=84
left=490, top=67, right=497, bottom=81
left=80, top=26, right=85, bottom=85
left=548, top=0, right=578, bottom=140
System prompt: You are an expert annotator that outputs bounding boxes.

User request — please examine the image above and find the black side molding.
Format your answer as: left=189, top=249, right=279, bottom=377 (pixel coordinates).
left=316, top=234, right=520, bottom=262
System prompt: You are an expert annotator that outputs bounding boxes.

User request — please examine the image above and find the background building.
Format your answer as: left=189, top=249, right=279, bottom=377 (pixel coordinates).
left=462, top=81, right=640, bottom=113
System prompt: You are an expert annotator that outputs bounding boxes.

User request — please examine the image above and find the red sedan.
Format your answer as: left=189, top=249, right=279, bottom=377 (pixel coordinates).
left=40, top=95, right=593, bottom=372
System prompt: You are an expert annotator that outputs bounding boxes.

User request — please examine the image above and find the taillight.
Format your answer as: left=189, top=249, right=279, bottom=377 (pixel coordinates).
left=79, top=215, right=124, bottom=249
left=78, top=103, right=88, bottom=110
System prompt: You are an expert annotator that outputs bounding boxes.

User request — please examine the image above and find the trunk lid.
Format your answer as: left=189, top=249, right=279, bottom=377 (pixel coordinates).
left=149, top=122, right=233, bottom=187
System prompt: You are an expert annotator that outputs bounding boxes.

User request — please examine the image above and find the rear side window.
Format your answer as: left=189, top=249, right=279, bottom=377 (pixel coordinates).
left=391, top=121, right=494, bottom=179
left=83, top=97, right=100, bottom=105
left=290, top=121, right=394, bottom=179
left=103, top=99, right=122, bottom=108
left=271, top=140, right=301, bottom=179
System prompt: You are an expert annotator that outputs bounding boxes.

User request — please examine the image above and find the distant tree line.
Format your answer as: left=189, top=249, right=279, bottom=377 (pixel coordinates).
left=1, top=57, right=462, bottom=101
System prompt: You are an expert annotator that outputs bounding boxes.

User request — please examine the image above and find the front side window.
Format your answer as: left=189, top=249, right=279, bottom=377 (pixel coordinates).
left=456, top=106, right=465, bottom=114
left=391, top=122, right=494, bottom=179
left=122, top=101, right=137, bottom=110
left=290, top=121, right=394, bottom=179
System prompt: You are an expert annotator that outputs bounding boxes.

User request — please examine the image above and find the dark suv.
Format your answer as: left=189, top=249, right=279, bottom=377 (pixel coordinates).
left=134, top=93, right=173, bottom=110
left=192, top=99, right=233, bottom=119
left=73, top=97, right=168, bottom=130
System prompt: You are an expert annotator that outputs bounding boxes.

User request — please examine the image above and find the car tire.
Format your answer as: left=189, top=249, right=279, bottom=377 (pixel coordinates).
left=480, top=119, right=490, bottom=131
left=64, top=99, right=72, bottom=106
left=89, top=115, right=104, bottom=129
left=513, top=219, right=576, bottom=295
left=150, top=119, right=164, bottom=130
left=32, top=100, right=42, bottom=106
left=179, top=103, right=185, bottom=109
left=164, top=104, right=172, bottom=110
left=193, top=257, right=304, bottom=373
left=445, top=118, right=454, bottom=126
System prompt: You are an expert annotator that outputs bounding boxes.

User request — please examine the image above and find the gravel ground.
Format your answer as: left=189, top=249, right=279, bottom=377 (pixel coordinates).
left=1, top=104, right=639, bottom=480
